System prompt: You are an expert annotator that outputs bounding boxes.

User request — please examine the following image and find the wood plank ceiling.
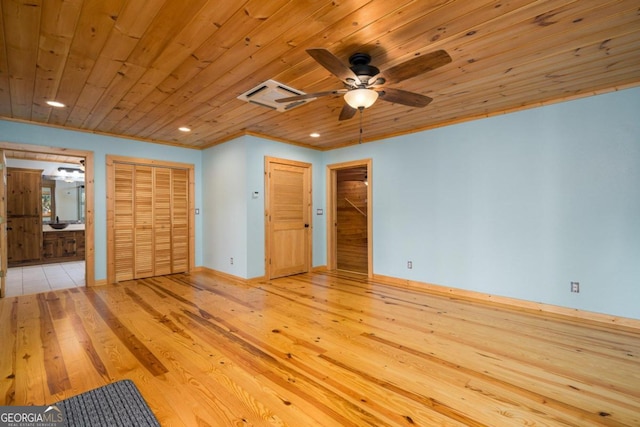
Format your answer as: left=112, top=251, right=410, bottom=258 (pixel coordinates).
left=1, top=0, right=639, bottom=151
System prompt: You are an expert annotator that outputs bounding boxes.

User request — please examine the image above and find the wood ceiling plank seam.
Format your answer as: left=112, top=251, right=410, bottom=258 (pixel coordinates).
left=47, top=52, right=92, bottom=126
left=436, top=55, right=640, bottom=112
left=169, top=106, right=276, bottom=148
left=345, top=0, right=527, bottom=68
left=119, top=0, right=210, bottom=67
left=126, top=0, right=296, bottom=130
left=62, top=0, right=168, bottom=129
left=96, top=1, right=244, bottom=133
left=111, top=0, right=167, bottom=50
left=132, top=0, right=358, bottom=139
left=287, top=0, right=456, bottom=67
left=427, top=83, right=640, bottom=134
left=407, top=4, right=640, bottom=101
left=0, top=0, right=13, bottom=116
left=445, top=0, right=639, bottom=67
left=78, top=0, right=209, bottom=131
left=138, top=0, right=358, bottom=141
left=81, top=61, right=148, bottom=129
left=435, top=28, right=640, bottom=103
left=439, top=0, right=583, bottom=56
left=144, top=0, right=241, bottom=71
left=140, top=0, right=389, bottom=144
left=449, top=63, right=640, bottom=116
left=65, top=66, right=129, bottom=130
left=431, top=12, right=624, bottom=98
left=30, top=0, right=83, bottom=123
left=110, top=0, right=293, bottom=136
left=2, top=0, right=41, bottom=119
left=54, top=0, right=125, bottom=127
left=97, top=67, right=173, bottom=132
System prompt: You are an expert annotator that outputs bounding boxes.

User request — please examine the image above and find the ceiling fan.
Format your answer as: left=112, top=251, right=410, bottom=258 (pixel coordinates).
left=276, top=48, right=452, bottom=120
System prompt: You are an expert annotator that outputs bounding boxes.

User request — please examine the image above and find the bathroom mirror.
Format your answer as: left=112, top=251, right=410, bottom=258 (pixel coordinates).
left=42, top=179, right=56, bottom=223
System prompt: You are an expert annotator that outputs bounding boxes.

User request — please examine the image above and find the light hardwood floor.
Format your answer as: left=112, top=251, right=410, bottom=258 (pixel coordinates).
left=1, top=271, right=639, bottom=426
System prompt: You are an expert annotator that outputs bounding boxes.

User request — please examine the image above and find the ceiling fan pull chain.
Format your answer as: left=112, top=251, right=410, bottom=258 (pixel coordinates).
left=359, top=107, right=364, bottom=144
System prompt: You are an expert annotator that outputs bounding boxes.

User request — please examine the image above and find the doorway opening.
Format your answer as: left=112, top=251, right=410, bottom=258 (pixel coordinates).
left=0, top=142, right=95, bottom=298
left=327, top=159, right=372, bottom=277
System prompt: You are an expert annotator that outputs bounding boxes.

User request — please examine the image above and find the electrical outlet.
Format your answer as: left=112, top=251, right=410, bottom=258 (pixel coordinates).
left=407, top=261, right=413, bottom=269
left=230, top=257, right=234, bottom=265
left=571, top=281, right=579, bottom=293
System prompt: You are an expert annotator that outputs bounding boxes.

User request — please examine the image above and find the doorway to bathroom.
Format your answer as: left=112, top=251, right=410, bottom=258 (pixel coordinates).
left=0, top=142, right=94, bottom=298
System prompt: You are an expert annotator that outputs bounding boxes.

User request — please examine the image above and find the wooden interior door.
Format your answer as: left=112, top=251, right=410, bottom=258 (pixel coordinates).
left=0, top=150, right=6, bottom=298
left=336, top=167, right=368, bottom=274
left=266, top=158, right=312, bottom=279
left=327, top=159, right=373, bottom=278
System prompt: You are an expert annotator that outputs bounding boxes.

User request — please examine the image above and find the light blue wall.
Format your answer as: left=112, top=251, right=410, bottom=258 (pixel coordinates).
left=0, top=121, right=203, bottom=280
left=324, top=87, right=640, bottom=319
left=201, top=138, right=248, bottom=276
left=201, top=135, right=324, bottom=279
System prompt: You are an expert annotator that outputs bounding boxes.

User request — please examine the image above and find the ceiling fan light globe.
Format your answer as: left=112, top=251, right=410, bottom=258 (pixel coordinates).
left=344, top=88, right=378, bottom=109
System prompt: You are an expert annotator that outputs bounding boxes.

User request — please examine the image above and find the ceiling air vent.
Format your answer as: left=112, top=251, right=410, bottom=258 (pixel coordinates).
left=237, top=79, right=311, bottom=112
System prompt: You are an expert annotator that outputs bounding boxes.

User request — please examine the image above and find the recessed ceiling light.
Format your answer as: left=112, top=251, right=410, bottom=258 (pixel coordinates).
left=178, top=127, right=191, bottom=132
left=46, top=101, right=65, bottom=108
left=310, top=132, right=320, bottom=138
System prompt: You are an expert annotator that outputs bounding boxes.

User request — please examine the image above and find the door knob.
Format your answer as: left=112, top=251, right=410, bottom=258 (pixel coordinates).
left=304, top=224, right=309, bottom=228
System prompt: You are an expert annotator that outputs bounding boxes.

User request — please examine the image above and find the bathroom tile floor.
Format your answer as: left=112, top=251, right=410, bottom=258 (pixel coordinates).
left=5, top=261, right=85, bottom=297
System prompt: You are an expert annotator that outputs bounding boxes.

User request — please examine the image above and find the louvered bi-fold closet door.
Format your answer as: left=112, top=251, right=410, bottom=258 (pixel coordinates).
left=153, top=167, right=172, bottom=276
left=135, top=166, right=154, bottom=278
left=171, top=169, right=189, bottom=273
left=113, top=163, right=190, bottom=281
left=114, top=164, right=135, bottom=282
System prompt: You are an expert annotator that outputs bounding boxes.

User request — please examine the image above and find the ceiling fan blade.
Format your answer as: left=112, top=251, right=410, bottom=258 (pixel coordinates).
left=275, top=90, right=345, bottom=103
left=307, top=48, right=359, bottom=83
left=338, top=104, right=357, bottom=121
left=375, top=49, right=452, bottom=84
left=378, top=88, right=433, bottom=107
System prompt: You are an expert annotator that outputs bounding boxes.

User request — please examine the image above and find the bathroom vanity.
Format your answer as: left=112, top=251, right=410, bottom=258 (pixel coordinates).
left=42, top=224, right=85, bottom=263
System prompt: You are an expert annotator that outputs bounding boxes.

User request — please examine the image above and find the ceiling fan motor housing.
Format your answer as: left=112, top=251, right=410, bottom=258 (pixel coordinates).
left=348, top=53, right=380, bottom=86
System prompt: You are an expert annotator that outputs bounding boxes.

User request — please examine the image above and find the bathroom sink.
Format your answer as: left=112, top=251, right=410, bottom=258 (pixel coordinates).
left=49, top=223, right=69, bottom=230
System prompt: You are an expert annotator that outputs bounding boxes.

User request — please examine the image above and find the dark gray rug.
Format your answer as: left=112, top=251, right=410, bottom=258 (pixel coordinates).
left=56, top=379, right=160, bottom=426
